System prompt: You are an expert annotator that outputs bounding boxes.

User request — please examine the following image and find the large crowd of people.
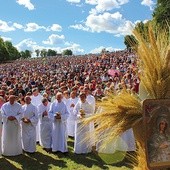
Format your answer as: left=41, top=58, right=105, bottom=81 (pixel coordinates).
left=0, top=50, right=139, bottom=156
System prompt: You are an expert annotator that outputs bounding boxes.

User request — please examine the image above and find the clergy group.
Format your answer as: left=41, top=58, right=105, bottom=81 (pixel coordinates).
left=0, top=87, right=96, bottom=156
left=0, top=87, right=136, bottom=157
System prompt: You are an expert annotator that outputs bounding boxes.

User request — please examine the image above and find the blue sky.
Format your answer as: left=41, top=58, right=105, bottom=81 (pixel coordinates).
left=0, top=0, right=156, bottom=56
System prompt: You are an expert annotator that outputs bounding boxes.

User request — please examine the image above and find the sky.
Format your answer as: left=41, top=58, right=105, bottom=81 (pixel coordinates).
left=0, top=0, right=156, bottom=56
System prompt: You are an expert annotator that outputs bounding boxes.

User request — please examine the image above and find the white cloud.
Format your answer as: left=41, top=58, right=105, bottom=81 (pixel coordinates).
left=71, top=12, right=134, bottom=36
left=0, top=20, right=15, bottom=32
left=66, top=0, right=81, bottom=3
left=143, top=19, right=149, bottom=24
left=90, top=0, right=129, bottom=14
left=1, top=36, right=12, bottom=42
left=70, top=24, right=89, bottom=31
left=42, top=34, right=65, bottom=45
left=13, top=23, right=24, bottom=29
left=63, top=42, right=84, bottom=54
left=116, top=20, right=133, bottom=36
left=46, top=24, right=62, bottom=32
left=15, top=38, right=84, bottom=56
left=0, top=20, right=49, bottom=32
left=71, top=0, right=131, bottom=36
left=24, top=23, right=45, bottom=32
left=15, top=39, right=48, bottom=58
left=90, top=46, right=121, bottom=54
left=135, top=19, right=149, bottom=25
left=141, top=0, right=155, bottom=10
left=15, top=38, right=37, bottom=51
left=85, top=0, right=98, bottom=5
left=0, top=20, right=61, bottom=32
left=16, top=0, right=35, bottom=10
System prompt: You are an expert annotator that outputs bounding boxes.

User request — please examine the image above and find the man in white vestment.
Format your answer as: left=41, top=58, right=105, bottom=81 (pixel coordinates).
left=21, top=96, right=38, bottom=153
left=37, top=98, right=52, bottom=152
left=49, top=92, right=69, bottom=153
left=84, top=87, right=96, bottom=148
left=1, top=95, right=22, bottom=156
left=84, top=87, right=96, bottom=114
left=31, top=88, right=43, bottom=107
left=62, top=90, right=70, bottom=105
left=31, top=88, right=43, bottom=142
left=73, top=92, right=94, bottom=154
left=66, top=91, right=78, bottom=137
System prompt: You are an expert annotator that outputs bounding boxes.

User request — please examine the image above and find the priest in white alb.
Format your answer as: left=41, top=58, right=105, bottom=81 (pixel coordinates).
left=37, top=98, right=52, bottom=152
left=66, top=91, right=78, bottom=137
left=1, top=95, right=23, bottom=156
left=31, top=88, right=43, bottom=142
left=49, top=92, right=69, bottom=153
left=73, top=92, right=94, bottom=154
left=21, top=95, right=38, bottom=153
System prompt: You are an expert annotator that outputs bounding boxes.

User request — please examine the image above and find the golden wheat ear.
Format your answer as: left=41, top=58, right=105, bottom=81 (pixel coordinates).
left=133, top=25, right=170, bottom=99
left=129, top=142, right=149, bottom=170
left=82, top=24, right=169, bottom=170
left=83, top=90, right=142, bottom=148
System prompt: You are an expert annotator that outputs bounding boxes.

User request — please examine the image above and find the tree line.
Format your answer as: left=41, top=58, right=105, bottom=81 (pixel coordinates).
left=0, top=37, right=73, bottom=62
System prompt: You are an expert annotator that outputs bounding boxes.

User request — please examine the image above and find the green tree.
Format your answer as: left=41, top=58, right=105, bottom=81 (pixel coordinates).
left=20, top=50, right=32, bottom=59
left=124, top=35, right=138, bottom=51
left=47, top=49, right=57, bottom=56
left=5, top=41, right=20, bottom=60
left=153, top=0, right=170, bottom=30
left=124, top=21, right=150, bottom=50
left=20, top=51, right=26, bottom=59
left=0, top=37, right=9, bottom=62
left=40, top=49, right=47, bottom=57
left=62, top=49, right=73, bottom=56
left=35, top=49, right=40, bottom=58
left=25, top=50, right=32, bottom=58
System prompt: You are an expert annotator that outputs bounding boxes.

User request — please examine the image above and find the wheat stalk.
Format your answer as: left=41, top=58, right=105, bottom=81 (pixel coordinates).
left=82, top=24, right=170, bottom=170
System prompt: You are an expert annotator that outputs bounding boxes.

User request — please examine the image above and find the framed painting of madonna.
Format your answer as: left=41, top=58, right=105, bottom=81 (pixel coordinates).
left=143, top=99, right=170, bottom=169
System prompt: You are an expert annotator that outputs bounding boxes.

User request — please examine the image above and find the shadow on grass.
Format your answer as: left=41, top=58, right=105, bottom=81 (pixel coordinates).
left=1, top=151, right=66, bottom=170
left=64, top=139, right=134, bottom=169
left=0, top=157, right=21, bottom=170
left=0, top=138, right=135, bottom=170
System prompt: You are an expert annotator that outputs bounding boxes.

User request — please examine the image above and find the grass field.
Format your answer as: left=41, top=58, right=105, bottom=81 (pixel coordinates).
left=0, top=137, right=133, bottom=170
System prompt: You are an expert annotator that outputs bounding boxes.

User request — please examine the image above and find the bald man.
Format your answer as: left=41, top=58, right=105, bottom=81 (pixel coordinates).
left=1, top=95, right=23, bottom=156
left=21, top=95, right=38, bottom=153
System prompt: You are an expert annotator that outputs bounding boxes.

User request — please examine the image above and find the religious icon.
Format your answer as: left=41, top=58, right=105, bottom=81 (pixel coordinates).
left=143, top=99, right=170, bottom=169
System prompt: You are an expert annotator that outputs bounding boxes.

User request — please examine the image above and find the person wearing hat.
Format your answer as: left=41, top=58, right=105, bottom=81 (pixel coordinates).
left=148, top=112, right=170, bottom=163
left=1, top=95, right=23, bottom=156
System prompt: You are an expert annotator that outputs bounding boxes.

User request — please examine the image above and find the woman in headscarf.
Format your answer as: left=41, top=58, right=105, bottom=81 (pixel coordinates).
left=149, top=113, right=170, bottom=163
